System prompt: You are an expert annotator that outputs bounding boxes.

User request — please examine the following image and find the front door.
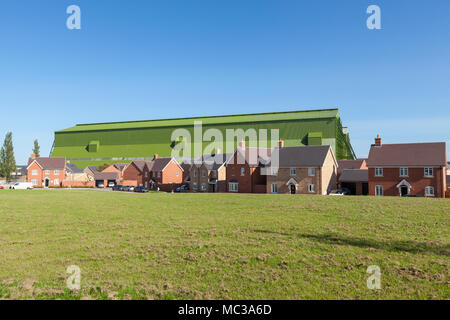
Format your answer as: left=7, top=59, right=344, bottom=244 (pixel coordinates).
left=400, top=186, right=409, bottom=196
left=44, top=178, right=49, bottom=188
left=290, top=184, right=296, bottom=194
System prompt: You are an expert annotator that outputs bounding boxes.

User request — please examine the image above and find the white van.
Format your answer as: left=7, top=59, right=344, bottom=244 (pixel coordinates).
left=11, top=182, right=33, bottom=190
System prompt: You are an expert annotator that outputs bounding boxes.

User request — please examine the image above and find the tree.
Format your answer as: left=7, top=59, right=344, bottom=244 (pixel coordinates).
left=0, top=132, right=16, bottom=181
left=33, top=139, right=41, bottom=157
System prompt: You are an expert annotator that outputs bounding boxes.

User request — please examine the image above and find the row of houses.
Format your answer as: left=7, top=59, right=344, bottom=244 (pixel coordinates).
left=25, top=135, right=449, bottom=197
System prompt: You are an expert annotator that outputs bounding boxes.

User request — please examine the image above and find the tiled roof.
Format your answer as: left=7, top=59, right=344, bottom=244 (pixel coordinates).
left=31, top=157, right=66, bottom=170
left=93, top=172, right=118, bottom=180
left=66, top=162, right=84, bottom=173
left=113, top=163, right=128, bottom=172
left=191, top=153, right=233, bottom=170
left=339, top=169, right=368, bottom=182
left=151, top=158, right=173, bottom=172
left=267, top=145, right=331, bottom=168
left=235, top=147, right=273, bottom=167
left=367, top=142, right=446, bottom=167
left=337, top=159, right=367, bottom=173
left=131, top=160, right=153, bottom=172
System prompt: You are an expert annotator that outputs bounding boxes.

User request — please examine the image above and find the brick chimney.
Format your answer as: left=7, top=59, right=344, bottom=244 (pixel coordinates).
left=374, top=134, right=382, bottom=146
left=154, top=154, right=159, bottom=159
left=278, top=139, right=285, bottom=148
left=31, top=153, right=36, bottom=159
left=238, top=140, right=245, bottom=149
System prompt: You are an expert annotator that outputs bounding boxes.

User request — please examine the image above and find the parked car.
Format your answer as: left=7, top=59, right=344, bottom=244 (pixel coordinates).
left=134, top=186, right=148, bottom=193
left=0, top=186, right=4, bottom=190
left=10, top=182, right=33, bottom=190
left=175, top=185, right=189, bottom=192
left=123, top=185, right=134, bottom=192
left=330, top=188, right=350, bottom=196
left=112, top=185, right=123, bottom=191
left=108, top=181, right=116, bottom=187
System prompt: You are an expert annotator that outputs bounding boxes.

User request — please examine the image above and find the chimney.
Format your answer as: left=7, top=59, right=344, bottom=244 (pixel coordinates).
left=154, top=154, right=159, bottom=159
left=238, top=140, right=246, bottom=149
left=374, top=134, right=382, bottom=146
left=278, top=139, right=284, bottom=148
left=31, top=153, right=36, bottom=159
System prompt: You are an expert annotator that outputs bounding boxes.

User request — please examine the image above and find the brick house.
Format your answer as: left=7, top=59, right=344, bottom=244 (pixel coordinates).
left=27, top=156, right=66, bottom=187
left=266, top=145, right=338, bottom=195
left=102, top=163, right=128, bottom=183
left=122, top=160, right=152, bottom=187
left=367, top=135, right=447, bottom=197
left=225, top=141, right=273, bottom=193
left=189, top=153, right=232, bottom=192
left=337, top=159, right=368, bottom=195
left=146, top=156, right=184, bottom=192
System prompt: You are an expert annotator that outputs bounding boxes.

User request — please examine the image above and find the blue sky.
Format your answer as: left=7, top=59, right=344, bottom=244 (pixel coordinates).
left=0, top=0, right=449, bottom=164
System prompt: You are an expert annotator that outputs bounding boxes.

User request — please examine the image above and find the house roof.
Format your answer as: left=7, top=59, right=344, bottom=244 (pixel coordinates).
left=192, top=153, right=234, bottom=170
left=93, top=171, right=118, bottom=180
left=267, top=145, right=332, bottom=168
left=152, top=158, right=175, bottom=172
left=234, top=147, right=273, bottom=167
left=28, top=157, right=66, bottom=170
left=337, top=159, right=367, bottom=173
left=131, top=160, right=153, bottom=172
left=113, top=163, right=128, bottom=172
left=66, top=162, right=84, bottom=174
left=87, top=165, right=99, bottom=173
left=338, top=169, right=368, bottom=183
left=367, top=142, right=447, bottom=167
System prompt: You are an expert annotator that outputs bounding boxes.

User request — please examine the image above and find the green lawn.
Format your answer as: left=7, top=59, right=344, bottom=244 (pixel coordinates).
left=0, top=189, right=448, bottom=300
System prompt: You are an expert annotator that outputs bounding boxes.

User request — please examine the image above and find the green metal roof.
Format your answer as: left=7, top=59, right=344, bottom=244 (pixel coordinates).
left=56, top=108, right=340, bottom=133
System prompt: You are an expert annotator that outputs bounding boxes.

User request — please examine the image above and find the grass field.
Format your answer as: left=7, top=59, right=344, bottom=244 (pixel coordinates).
left=0, top=189, right=448, bottom=300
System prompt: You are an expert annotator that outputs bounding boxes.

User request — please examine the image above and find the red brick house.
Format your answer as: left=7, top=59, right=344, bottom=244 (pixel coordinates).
left=122, top=160, right=152, bottom=187
left=367, top=135, right=447, bottom=198
left=146, top=156, right=184, bottom=192
left=102, top=163, right=128, bottom=182
left=225, top=142, right=273, bottom=193
left=27, top=155, right=66, bottom=187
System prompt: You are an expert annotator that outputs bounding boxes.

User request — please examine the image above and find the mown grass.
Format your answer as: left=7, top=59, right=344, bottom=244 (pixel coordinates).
left=0, top=189, right=448, bottom=300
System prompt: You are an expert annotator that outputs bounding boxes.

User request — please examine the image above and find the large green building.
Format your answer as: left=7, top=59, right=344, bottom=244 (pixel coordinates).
left=52, top=108, right=355, bottom=168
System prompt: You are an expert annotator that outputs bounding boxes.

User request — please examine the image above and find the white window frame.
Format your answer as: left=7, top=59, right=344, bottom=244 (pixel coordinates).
left=157, top=171, right=161, bottom=178
left=176, top=171, right=179, bottom=177
left=271, top=183, right=278, bottom=194
left=202, top=170, right=206, bottom=177
left=32, top=170, right=38, bottom=176
left=192, top=182, right=198, bottom=190
left=375, top=168, right=383, bottom=177
left=308, top=168, right=315, bottom=177
left=32, top=179, right=38, bottom=186
left=54, top=170, right=60, bottom=175
left=145, top=172, right=148, bottom=178
left=290, top=168, right=296, bottom=176
left=54, top=179, right=59, bottom=186
left=201, top=183, right=206, bottom=191
left=308, top=184, right=315, bottom=193
left=45, top=170, right=50, bottom=175
left=424, top=167, right=433, bottom=177
left=375, top=185, right=383, bottom=196
left=229, top=182, right=239, bottom=192
left=400, top=167, right=408, bottom=177
left=425, top=186, right=435, bottom=196
left=240, top=167, right=245, bottom=176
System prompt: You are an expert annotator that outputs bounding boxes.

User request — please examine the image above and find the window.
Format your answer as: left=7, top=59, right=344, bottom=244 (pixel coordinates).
left=201, top=183, right=206, bottom=191
left=271, top=168, right=278, bottom=176
left=241, top=168, right=245, bottom=176
left=308, top=168, right=315, bottom=177
left=32, top=179, right=38, bottom=186
left=157, top=171, right=161, bottom=178
left=54, top=170, right=59, bottom=175
left=290, top=168, right=296, bottom=176
left=193, top=182, right=198, bottom=190
left=202, top=170, right=206, bottom=177
left=193, top=170, right=197, bottom=177
left=424, top=168, right=433, bottom=177
left=211, top=170, right=217, bottom=178
left=375, top=168, right=383, bottom=177
left=308, top=184, right=315, bottom=193
left=32, top=170, right=38, bottom=176
left=176, top=171, right=179, bottom=177
left=229, top=182, right=239, bottom=192
left=400, top=167, right=408, bottom=177
left=45, top=170, right=50, bottom=175
left=145, top=172, right=148, bottom=178
left=375, top=185, right=383, bottom=196
left=54, top=179, right=59, bottom=186
left=425, top=186, right=435, bottom=196
left=271, top=183, right=278, bottom=194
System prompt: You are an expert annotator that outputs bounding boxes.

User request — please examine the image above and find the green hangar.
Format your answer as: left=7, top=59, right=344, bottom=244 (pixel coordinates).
left=51, top=108, right=356, bottom=168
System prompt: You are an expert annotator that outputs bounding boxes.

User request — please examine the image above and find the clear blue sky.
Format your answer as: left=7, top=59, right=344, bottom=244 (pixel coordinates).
left=1, top=0, right=449, bottom=164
